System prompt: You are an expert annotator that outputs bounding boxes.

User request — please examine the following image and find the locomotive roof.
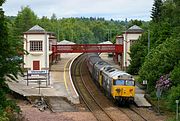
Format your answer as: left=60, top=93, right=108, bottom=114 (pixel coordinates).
left=112, top=71, right=133, bottom=80
left=95, top=60, right=110, bottom=70
left=102, top=68, right=133, bottom=80
left=87, top=53, right=101, bottom=64
left=102, top=65, right=119, bottom=76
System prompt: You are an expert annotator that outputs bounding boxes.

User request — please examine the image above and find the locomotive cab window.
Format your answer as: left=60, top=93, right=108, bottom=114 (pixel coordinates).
left=126, top=80, right=135, bottom=86
left=114, top=80, right=125, bottom=85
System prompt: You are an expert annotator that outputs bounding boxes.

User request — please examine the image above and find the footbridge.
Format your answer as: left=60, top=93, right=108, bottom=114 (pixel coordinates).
left=52, top=44, right=123, bottom=53
left=51, top=44, right=123, bottom=63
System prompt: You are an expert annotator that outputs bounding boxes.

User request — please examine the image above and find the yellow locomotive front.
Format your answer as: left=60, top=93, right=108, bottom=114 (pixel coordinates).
left=111, top=78, right=135, bottom=101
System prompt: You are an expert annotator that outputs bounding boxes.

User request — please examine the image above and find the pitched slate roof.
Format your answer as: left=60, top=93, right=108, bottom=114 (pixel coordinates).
left=126, top=25, right=144, bottom=33
left=23, top=25, right=47, bottom=34
left=28, top=25, right=45, bottom=32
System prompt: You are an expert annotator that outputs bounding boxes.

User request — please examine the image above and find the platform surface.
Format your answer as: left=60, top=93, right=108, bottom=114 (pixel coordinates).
left=7, top=53, right=80, bottom=104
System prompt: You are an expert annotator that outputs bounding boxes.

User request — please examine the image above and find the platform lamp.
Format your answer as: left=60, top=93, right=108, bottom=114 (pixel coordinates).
left=176, top=100, right=179, bottom=121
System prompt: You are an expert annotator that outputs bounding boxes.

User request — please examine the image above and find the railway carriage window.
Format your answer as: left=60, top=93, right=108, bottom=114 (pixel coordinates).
left=114, top=80, right=125, bottom=85
left=126, top=80, right=135, bottom=86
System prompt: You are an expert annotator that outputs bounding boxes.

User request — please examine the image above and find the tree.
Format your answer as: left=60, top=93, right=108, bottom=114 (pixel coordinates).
left=139, top=36, right=180, bottom=92
left=151, top=0, right=163, bottom=22
left=128, top=19, right=142, bottom=28
left=127, top=32, right=148, bottom=75
left=170, top=61, right=180, bottom=86
left=91, top=22, right=107, bottom=42
left=51, top=13, right=57, bottom=22
left=0, top=0, right=21, bottom=119
left=167, top=85, right=180, bottom=111
left=172, top=0, right=180, bottom=35
left=14, top=6, right=37, bottom=35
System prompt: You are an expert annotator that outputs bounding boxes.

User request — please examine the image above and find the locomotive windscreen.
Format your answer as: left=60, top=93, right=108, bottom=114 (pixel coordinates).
left=114, top=80, right=125, bottom=85
left=114, top=80, right=134, bottom=86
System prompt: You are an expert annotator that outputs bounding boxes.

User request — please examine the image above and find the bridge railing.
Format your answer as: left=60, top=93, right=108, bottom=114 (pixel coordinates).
left=52, top=44, right=123, bottom=53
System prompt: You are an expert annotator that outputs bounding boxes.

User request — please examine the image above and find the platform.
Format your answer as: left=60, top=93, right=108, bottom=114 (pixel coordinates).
left=6, top=53, right=80, bottom=104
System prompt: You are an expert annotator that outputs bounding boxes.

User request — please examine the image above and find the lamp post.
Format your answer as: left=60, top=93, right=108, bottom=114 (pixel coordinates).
left=176, top=100, right=179, bottom=121
left=148, top=30, right=150, bottom=54
left=124, top=18, right=128, bottom=71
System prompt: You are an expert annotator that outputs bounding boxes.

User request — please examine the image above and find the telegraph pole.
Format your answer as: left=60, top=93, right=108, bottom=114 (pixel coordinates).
left=148, top=30, right=150, bottom=54
left=124, top=18, right=128, bottom=71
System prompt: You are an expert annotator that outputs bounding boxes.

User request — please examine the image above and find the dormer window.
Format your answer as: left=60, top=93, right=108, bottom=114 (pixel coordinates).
left=30, top=41, right=43, bottom=51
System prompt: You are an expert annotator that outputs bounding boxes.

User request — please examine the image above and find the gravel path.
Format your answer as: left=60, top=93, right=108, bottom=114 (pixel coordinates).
left=19, top=104, right=96, bottom=121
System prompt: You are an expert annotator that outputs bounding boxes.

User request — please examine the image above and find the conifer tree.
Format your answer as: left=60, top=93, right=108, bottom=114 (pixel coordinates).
left=151, top=0, right=163, bottom=22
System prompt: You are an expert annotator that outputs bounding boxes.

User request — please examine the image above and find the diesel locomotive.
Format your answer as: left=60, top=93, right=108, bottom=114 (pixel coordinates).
left=86, top=53, right=135, bottom=102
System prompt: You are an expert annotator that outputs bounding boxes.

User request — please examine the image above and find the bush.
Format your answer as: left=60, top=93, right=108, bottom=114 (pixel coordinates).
left=167, top=85, right=180, bottom=111
left=170, top=61, right=180, bottom=86
left=0, top=112, right=8, bottom=121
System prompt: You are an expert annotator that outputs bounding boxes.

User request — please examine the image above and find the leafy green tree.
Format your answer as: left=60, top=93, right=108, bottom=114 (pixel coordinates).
left=14, top=6, right=37, bottom=35
left=128, top=19, right=142, bottom=28
left=91, top=22, right=107, bottom=42
left=167, top=85, right=180, bottom=111
left=170, top=61, right=180, bottom=86
left=172, top=0, right=180, bottom=35
left=127, top=32, right=148, bottom=75
left=38, top=16, right=53, bottom=31
left=139, top=37, right=180, bottom=91
left=0, top=0, right=21, bottom=119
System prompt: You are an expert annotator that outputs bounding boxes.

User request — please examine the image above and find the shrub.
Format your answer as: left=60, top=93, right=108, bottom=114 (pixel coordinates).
left=167, top=85, right=180, bottom=111
left=170, top=61, right=180, bottom=86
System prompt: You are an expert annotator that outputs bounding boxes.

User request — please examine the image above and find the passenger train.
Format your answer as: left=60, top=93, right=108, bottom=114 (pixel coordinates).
left=86, top=53, right=135, bottom=103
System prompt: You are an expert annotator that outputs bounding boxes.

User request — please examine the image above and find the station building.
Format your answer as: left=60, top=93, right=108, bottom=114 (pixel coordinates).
left=116, top=25, right=143, bottom=68
left=23, top=25, right=57, bottom=70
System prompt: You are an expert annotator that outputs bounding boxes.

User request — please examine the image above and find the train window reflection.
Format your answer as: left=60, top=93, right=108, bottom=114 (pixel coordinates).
left=126, top=80, right=134, bottom=86
left=114, top=80, right=125, bottom=85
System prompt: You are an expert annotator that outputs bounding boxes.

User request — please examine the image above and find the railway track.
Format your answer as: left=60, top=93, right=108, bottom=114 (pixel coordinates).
left=71, top=54, right=115, bottom=121
left=71, top=54, right=148, bottom=121
left=118, top=105, right=148, bottom=121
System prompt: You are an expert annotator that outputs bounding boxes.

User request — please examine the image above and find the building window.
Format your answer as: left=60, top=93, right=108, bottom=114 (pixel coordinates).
left=130, top=40, right=136, bottom=46
left=30, top=41, right=43, bottom=51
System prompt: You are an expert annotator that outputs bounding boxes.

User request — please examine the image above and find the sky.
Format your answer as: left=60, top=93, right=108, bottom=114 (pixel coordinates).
left=2, top=0, right=154, bottom=21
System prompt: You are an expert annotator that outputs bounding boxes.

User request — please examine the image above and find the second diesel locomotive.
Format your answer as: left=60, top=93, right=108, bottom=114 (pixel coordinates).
left=86, top=53, right=135, bottom=102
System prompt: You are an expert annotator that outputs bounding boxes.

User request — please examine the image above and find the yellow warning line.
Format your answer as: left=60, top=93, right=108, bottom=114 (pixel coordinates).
left=64, top=56, right=75, bottom=91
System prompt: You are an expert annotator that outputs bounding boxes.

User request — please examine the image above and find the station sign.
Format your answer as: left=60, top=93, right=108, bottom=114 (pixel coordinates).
left=26, top=70, right=50, bottom=86
left=28, top=70, right=49, bottom=75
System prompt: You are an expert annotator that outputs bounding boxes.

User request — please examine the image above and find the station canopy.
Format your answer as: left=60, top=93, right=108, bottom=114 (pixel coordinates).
left=57, top=40, right=75, bottom=45
left=99, top=41, right=113, bottom=44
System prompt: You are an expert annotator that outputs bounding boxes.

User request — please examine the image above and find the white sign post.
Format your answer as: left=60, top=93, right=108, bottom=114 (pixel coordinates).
left=143, top=80, right=148, bottom=93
